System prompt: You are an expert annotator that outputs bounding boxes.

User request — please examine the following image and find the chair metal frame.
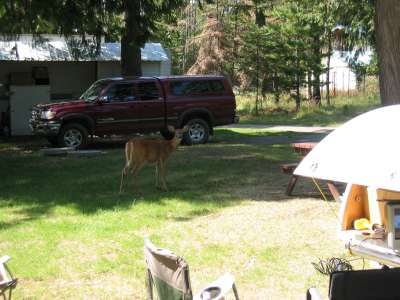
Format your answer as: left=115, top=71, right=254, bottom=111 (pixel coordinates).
left=0, top=256, right=17, bottom=300
left=144, top=239, right=239, bottom=300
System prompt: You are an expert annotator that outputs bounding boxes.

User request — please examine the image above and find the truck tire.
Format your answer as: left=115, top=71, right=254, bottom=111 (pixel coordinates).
left=58, top=123, right=88, bottom=149
left=183, top=118, right=210, bottom=145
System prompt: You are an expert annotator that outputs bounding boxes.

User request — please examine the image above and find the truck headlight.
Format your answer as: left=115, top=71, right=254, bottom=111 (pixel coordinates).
left=41, top=110, right=56, bottom=120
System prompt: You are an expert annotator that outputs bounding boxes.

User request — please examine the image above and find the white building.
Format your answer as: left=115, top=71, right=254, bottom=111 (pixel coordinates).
left=0, top=35, right=171, bottom=135
left=320, top=50, right=371, bottom=95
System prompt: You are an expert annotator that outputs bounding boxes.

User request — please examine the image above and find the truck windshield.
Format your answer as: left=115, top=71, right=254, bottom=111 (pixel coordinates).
left=80, top=80, right=110, bottom=102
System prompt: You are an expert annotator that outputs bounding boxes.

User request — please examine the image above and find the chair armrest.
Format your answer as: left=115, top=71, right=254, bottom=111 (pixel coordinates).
left=307, top=287, right=323, bottom=300
left=0, top=256, right=10, bottom=265
left=194, top=273, right=237, bottom=300
left=0, top=255, right=16, bottom=286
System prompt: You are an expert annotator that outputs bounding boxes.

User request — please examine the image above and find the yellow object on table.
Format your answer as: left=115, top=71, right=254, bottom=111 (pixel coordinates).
left=354, top=218, right=371, bottom=230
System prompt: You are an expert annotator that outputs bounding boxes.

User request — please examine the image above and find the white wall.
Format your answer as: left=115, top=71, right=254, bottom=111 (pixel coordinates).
left=320, top=50, right=371, bottom=93
left=0, top=59, right=169, bottom=121
left=97, top=61, right=170, bottom=79
left=10, top=85, right=50, bottom=135
left=49, top=62, right=96, bottom=98
left=0, top=61, right=169, bottom=98
left=142, top=62, right=160, bottom=76
left=97, top=61, right=121, bottom=79
left=160, top=48, right=172, bottom=76
left=0, top=61, right=96, bottom=99
left=320, top=67, right=357, bottom=92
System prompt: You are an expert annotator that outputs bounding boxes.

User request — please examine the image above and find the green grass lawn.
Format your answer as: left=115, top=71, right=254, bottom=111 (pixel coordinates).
left=0, top=131, right=352, bottom=299
left=0, top=92, right=379, bottom=299
left=235, top=78, right=380, bottom=126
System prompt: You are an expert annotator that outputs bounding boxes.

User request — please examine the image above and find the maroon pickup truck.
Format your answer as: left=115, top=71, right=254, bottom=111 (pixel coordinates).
left=29, top=75, right=238, bottom=148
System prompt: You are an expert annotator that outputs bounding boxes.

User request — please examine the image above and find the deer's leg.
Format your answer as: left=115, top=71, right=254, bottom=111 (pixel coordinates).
left=132, top=161, right=145, bottom=191
left=119, top=165, right=129, bottom=193
left=159, top=161, right=168, bottom=191
left=155, top=163, right=160, bottom=189
left=119, top=168, right=125, bottom=193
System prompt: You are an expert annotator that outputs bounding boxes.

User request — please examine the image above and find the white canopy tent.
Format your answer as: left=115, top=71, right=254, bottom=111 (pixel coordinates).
left=294, top=104, right=400, bottom=266
left=294, top=105, right=400, bottom=192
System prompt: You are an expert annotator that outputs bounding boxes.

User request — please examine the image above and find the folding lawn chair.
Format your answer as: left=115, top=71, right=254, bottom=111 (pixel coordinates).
left=307, top=267, right=400, bottom=300
left=144, top=239, right=239, bottom=300
left=0, top=256, right=17, bottom=300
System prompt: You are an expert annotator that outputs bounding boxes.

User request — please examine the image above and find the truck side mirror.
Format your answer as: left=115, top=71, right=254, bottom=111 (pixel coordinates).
left=98, top=95, right=109, bottom=102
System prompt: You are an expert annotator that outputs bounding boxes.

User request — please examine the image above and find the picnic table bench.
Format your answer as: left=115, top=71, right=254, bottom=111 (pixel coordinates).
left=281, top=142, right=341, bottom=201
left=280, top=162, right=300, bottom=195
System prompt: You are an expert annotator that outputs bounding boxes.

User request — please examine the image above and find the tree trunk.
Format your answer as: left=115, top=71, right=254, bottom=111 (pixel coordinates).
left=312, top=35, right=321, bottom=106
left=255, top=45, right=260, bottom=115
left=295, top=78, right=300, bottom=112
left=273, top=77, right=280, bottom=104
left=231, top=2, right=238, bottom=84
left=295, top=48, right=301, bottom=111
left=375, top=0, right=400, bottom=105
left=121, top=0, right=142, bottom=76
left=326, top=31, right=332, bottom=105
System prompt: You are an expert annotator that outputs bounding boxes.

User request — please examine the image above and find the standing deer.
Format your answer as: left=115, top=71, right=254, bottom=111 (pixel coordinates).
left=119, top=126, right=188, bottom=193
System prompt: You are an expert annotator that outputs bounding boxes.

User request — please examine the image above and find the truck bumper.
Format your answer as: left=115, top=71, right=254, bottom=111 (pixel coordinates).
left=29, top=120, right=61, bottom=136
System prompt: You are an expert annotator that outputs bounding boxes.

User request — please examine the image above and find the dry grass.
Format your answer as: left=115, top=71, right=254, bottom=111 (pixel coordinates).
left=146, top=199, right=344, bottom=300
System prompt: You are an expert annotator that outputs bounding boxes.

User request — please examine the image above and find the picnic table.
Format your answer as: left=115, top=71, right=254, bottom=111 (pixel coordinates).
left=291, top=142, right=317, bottom=157
left=281, top=142, right=340, bottom=200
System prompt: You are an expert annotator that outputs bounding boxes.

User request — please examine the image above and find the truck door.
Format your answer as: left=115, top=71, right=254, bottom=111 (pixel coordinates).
left=93, top=80, right=165, bottom=135
left=93, top=82, right=137, bottom=134
left=133, top=79, right=166, bottom=131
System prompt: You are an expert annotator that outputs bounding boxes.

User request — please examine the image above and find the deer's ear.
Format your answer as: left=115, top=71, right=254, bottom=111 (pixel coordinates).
left=167, top=125, right=175, bottom=133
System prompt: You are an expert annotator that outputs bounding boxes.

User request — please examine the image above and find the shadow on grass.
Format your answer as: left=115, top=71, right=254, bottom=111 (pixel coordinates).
left=0, top=130, right=333, bottom=228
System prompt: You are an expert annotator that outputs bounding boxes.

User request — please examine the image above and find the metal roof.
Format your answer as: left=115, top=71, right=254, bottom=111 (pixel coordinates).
left=99, top=43, right=168, bottom=62
left=0, top=39, right=168, bottom=62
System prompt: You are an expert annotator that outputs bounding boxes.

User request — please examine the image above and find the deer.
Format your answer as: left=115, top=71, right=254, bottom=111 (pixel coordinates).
left=119, top=125, right=189, bottom=193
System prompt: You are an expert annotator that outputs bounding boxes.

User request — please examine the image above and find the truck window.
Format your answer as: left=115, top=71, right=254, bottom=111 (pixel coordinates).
left=105, top=83, right=136, bottom=102
left=80, top=80, right=110, bottom=102
left=137, top=82, right=159, bottom=101
left=171, top=80, right=224, bottom=96
left=209, top=80, right=225, bottom=92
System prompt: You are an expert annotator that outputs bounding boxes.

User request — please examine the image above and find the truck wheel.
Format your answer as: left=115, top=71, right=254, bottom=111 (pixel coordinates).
left=58, top=123, right=88, bottom=149
left=183, top=118, right=210, bottom=145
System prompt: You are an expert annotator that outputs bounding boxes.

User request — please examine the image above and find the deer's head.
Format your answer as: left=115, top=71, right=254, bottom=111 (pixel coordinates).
left=167, top=125, right=189, bottom=141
